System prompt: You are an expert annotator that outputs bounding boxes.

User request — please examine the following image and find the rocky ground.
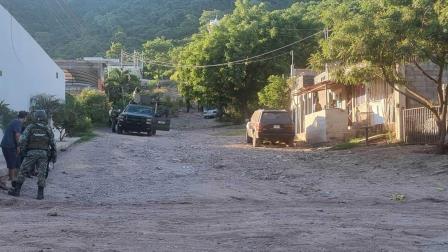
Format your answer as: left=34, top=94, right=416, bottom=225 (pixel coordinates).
left=1, top=113, right=448, bottom=252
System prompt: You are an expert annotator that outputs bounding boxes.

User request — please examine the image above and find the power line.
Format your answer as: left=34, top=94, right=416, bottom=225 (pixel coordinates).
left=142, top=30, right=324, bottom=69
left=52, top=0, right=81, bottom=34
left=57, top=0, right=89, bottom=33
left=145, top=50, right=292, bottom=69
left=281, top=28, right=323, bottom=31
left=44, top=0, right=82, bottom=35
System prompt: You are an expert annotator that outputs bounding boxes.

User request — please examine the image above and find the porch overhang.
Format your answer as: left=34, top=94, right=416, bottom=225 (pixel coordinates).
left=292, top=80, right=338, bottom=96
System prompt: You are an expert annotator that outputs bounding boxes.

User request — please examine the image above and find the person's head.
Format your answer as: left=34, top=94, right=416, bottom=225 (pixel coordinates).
left=33, top=110, right=47, bottom=123
left=18, top=111, right=28, bottom=122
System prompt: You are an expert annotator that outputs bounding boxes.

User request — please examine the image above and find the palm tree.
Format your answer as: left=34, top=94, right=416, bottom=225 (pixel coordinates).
left=105, top=69, right=140, bottom=108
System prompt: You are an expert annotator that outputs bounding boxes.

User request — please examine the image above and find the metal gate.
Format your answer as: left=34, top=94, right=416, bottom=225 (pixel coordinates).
left=403, top=107, right=439, bottom=144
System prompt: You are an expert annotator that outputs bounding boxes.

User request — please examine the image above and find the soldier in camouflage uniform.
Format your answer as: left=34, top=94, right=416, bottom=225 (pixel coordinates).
left=8, top=110, right=56, bottom=200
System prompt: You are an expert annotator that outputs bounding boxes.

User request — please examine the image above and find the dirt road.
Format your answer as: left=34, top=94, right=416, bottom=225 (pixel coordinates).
left=1, top=113, right=448, bottom=251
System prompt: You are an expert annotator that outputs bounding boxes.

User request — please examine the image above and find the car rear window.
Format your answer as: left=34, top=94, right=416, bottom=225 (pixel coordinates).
left=261, top=112, right=291, bottom=124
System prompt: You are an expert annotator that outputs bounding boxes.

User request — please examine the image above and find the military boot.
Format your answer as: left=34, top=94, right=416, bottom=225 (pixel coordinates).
left=8, top=181, right=22, bottom=197
left=37, top=186, right=44, bottom=200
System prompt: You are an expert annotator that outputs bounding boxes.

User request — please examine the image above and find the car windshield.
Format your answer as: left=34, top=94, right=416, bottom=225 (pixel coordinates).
left=125, top=105, right=154, bottom=115
left=261, top=112, right=291, bottom=124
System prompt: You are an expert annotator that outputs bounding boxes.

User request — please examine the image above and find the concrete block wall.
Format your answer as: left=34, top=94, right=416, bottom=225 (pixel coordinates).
left=314, top=71, right=331, bottom=84
left=325, top=108, right=349, bottom=141
left=405, top=63, right=448, bottom=107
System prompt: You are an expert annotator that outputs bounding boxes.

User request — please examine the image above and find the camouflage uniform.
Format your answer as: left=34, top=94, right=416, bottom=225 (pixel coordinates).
left=9, top=113, right=56, bottom=200
left=16, top=123, right=56, bottom=188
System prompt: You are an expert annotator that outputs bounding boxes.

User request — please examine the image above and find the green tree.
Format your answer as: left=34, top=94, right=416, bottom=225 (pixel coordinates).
left=53, top=93, right=92, bottom=140
left=258, top=75, right=290, bottom=109
left=143, top=37, right=175, bottom=80
left=173, top=0, right=321, bottom=120
left=199, top=10, right=224, bottom=30
left=77, top=89, right=110, bottom=124
left=105, top=69, right=140, bottom=108
left=106, top=42, right=124, bottom=59
left=310, top=0, right=448, bottom=153
left=111, top=28, right=127, bottom=45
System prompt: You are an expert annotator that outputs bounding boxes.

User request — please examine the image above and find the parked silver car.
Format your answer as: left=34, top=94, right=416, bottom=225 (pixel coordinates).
left=203, top=109, right=218, bottom=119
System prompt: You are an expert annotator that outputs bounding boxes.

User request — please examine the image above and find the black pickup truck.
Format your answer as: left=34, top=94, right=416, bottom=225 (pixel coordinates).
left=115, top=104, right=170, bottom=136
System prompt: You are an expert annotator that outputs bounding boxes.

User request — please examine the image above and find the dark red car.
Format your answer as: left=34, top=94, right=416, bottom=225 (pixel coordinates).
left=245, top=109, right=295, bottom=147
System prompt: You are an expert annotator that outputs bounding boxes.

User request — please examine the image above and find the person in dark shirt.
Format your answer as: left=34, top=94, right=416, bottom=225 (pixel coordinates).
left=1, top=111, right=28, bottom=181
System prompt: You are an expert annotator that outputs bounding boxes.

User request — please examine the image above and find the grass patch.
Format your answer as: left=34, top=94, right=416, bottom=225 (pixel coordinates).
left=75, top=131, right=97, bottom=143
left=391, top=193, right=406, bottom=202
left=214, top=128, right=246, bottom=137
left=331, top=138, right=365, bottom=150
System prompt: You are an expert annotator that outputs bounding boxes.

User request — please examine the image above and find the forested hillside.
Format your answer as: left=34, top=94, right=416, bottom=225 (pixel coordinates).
left=0, top=0, right=293, bottom=59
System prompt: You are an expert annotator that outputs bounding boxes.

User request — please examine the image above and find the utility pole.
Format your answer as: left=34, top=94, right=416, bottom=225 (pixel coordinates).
left=133, top=50, right=137, bottom=69
left=290, top=50, right=294, bottom=78
left=324, top=28, right=329, bottom=107
left=324, top=28, right=329, bottom=73
left=120, top=49, right=123, bottom=69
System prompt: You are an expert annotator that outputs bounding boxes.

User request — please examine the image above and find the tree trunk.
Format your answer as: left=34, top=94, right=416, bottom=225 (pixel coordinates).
left=436, top=119, right=446, bottom=154
left=186, top=99, right=191, bottom=113
left=239, top=101, right=249, bottom=121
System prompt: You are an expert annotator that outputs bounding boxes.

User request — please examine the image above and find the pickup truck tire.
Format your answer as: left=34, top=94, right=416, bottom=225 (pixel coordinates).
left=111, top=122, right=116, bottom=133
left=147, top=130, right=153, bottom=136
left=117, top=125, right=123, bottom=134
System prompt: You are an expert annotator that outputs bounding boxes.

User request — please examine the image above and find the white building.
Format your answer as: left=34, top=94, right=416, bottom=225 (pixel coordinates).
left=0, top=4, right=65, bottom=112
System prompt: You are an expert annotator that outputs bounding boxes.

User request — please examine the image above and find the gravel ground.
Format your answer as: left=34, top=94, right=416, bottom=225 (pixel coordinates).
left=1, top=113, right=448, bottom=252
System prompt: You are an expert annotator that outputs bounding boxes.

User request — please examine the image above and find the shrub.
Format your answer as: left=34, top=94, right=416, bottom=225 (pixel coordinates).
left=77, top=89, right=110, bottom=125
left=74, top=116, right=93, bottom=134
left=53, top=93, right=94, bottom=140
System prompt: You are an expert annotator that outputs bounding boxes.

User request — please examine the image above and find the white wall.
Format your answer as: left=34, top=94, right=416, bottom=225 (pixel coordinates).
left=304, top=110, right=327, bottom=144
left=304, top=108, right=349, bottom=144
left=0, top=4, right=65, bottom=112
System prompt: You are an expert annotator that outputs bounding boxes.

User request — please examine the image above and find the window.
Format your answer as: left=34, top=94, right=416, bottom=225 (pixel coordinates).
left=261, top=112, right=292, bottom=124
left=125, top=105, right=154, bottom=115
left=56, top=72, right=59, bottom=79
